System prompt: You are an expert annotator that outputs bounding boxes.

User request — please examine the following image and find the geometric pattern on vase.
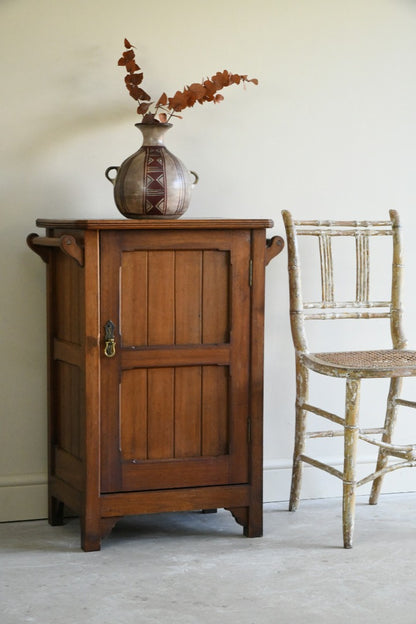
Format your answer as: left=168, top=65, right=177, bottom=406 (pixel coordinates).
left=143, top=147, right=167, bottom=215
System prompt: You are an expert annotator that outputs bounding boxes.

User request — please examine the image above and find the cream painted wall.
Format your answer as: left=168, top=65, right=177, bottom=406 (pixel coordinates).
left=1, top=0, right=416, bottom=521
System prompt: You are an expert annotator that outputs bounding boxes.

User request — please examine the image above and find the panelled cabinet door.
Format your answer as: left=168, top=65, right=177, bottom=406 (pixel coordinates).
left=100, top=229, right=252, bottom=493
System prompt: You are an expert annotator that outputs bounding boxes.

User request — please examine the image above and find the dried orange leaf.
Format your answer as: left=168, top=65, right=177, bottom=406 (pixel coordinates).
left=188, top=83, right=206, bottom=98
left=230, top=74, right=241, bottom=85
left=125, top=60, right=139, bottom=73
left=118, top=39, right=257, bottom=122
left=168, top=90, right=189, bottom=112
left=125, top=73, right=144, bottom=85
left=123, top=49, right=135, bottom=61
left=136, top=88, right=151, bottom=101
left=128, top=86, right=151, bottom=101
left=156, top=92, right=168, bottom=106
left=137, top=102, right=151, bottom=114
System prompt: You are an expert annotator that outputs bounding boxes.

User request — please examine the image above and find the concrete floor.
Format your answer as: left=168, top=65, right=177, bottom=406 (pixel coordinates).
left=1, top=493, right=416, bottom=624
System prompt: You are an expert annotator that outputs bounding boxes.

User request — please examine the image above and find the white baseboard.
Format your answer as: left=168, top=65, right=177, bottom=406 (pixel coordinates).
left=0, top=474, right=48, bottom=522
left=1, top=458, right=415, bottom=522
left=263, top=456, right=416, bottom=502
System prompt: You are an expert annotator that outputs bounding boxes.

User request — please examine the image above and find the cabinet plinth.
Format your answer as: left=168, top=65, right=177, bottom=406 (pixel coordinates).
left=28, top=219, right=282, bottom=551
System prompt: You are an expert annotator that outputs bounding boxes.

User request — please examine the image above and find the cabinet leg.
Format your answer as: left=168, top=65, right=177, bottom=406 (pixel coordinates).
left=227, top=505, right=263, bottom=538
left=81, top=532, right=101, bottom=552
left=48, top=496, right=64, bottom=526
left=80, top=517, right=102, bottom=552
left=244, top=506, right=263, bottom=538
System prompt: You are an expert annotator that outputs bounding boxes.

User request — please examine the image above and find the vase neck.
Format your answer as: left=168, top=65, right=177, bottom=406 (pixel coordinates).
left=136, top=123, right=172, bottom=146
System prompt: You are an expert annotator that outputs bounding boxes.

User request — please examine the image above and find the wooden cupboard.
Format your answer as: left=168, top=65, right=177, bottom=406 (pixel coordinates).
left=27, top=219, right=283, bottom=551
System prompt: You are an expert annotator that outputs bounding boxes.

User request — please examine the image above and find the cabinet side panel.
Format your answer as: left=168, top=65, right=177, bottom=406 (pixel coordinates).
left=51, top=249, right=84, bottom=466
left=53, top=252, right=82, bottom=344
left=55, top=361, right=81, bottom=458
left=202, top=251, right=230, bottom=344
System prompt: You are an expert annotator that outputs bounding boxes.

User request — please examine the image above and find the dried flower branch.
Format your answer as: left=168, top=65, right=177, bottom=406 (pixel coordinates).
left=118, top=38, right=258, bottom=124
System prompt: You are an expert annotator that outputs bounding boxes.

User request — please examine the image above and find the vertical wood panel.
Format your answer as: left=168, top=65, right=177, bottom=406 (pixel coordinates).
left=54, top=253, right=81, bottom=344
left=82, top=228, right=101, bottom=545
left=227, top=233, right=250, bottom=483
left=202, top=251, right=230, bottom=344
left=148, top=251, right=175, bottom=345
left=121, top=251, right=148, bottom=346
left=175, top=251, right=202, bottom=344
left=56, top=361, right=81, bottom=457
left=56, top=360, right=70, bottom=452
left=100, top=231, right=124, bottom=492
left=120, top=369, right=147, bottom=460
left=248, top=228, right=267, bottom=510
left=147, top=368, right=174, bottom=459
left=70, top=363, right=81, bottom=458
left=174, top=367, right=202, bottom=457
left=202, top=366, right=229, bottom=456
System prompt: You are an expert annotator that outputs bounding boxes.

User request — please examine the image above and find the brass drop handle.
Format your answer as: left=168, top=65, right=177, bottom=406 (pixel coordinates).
left=104, top=320, right=116, bottom=358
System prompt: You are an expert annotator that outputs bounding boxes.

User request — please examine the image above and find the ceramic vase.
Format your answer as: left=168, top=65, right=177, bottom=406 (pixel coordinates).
left=105, top=123, right=198, bottom=219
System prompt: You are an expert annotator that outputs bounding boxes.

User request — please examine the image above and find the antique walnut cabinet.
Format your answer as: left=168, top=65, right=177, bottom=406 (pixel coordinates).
left=27, top=219, right=282, bottom=551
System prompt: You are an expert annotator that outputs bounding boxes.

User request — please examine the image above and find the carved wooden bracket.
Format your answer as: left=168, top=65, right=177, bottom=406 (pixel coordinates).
left=265, top=235, right=285, bottom=265
left=27, top=233, right=84, bottom=266
left=101, top=517, right=122, bottom=540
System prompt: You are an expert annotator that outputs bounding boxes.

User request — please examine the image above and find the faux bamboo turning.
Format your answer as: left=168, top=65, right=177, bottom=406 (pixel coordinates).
left=282, top=209, right=416, bottom=548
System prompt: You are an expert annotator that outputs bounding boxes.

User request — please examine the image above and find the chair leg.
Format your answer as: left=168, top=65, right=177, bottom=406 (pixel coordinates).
left=369, top=377, right=402, bottom=505
left=343, top=378, right=361, bottom=549
left=289, top=358, right=309, bottom=511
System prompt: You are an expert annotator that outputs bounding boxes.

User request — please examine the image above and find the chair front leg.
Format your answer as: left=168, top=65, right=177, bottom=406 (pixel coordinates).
left=369, top=377, right=402, bottom=505
left=289, top=356, right=309, bottom=511
left=343, top=378, right=361, bottom=549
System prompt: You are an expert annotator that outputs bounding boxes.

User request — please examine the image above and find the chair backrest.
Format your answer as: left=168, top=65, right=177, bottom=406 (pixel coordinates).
left=281, top=209, right=406, bottom=354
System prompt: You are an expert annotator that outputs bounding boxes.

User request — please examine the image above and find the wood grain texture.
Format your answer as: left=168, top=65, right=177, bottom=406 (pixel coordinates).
left=29, top=218, right=277, bottom=550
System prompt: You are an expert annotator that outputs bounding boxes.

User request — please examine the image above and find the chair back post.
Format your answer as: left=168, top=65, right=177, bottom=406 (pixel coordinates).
left=282, top=210, right=309, bottom=353
left=390, top=209, right=407, bottom=350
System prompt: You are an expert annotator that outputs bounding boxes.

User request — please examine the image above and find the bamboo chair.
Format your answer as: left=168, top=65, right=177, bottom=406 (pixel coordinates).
left=282, top=209, right=416, bottom=548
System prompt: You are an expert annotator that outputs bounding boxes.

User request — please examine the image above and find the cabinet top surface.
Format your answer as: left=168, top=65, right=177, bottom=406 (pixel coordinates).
left=35, top=218, right=274, bottom=231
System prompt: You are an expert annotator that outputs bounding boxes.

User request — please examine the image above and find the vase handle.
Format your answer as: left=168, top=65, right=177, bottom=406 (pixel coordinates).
left=105, top=166, right=119, bottom=185
left=190, top=170, right=199, bottom=186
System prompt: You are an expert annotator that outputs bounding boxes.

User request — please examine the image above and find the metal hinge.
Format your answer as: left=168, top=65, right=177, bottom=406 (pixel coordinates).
left=249, top=259, right=253, bottom=287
